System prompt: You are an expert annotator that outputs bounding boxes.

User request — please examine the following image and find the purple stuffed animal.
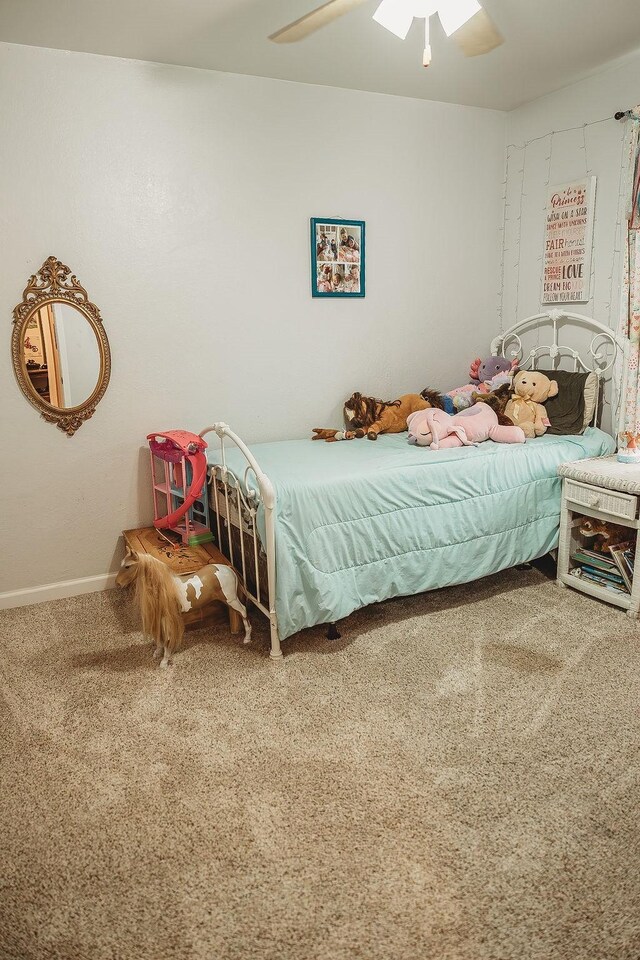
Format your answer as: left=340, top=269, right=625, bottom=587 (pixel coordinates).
left=407, top=405, right=526, bottom=449
left=469, top=355, right=518, bottom=389
left=446, top=355, right=519, bottom=412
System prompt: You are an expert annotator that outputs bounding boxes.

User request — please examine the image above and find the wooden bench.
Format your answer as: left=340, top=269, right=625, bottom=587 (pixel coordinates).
left=122, top=527, right=242, bottom=634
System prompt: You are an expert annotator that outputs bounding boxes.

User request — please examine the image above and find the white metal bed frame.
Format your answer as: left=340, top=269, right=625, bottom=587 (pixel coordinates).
left=201, top=310, right=630, bottom=661
left=491, top=308, right=629, bottom=433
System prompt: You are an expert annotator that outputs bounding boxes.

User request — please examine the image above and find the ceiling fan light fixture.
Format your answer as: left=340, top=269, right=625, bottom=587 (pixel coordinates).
left=269, top=0, right=502, bottom=61
left=372, top=0, right=419, bottom=40
left=423, top=16, right=432, bottom=66
left=437, top=0, right=482, bottom=36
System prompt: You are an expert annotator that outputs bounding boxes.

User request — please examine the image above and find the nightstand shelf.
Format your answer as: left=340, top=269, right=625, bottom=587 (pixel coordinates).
left=557, top=456, right=640, bottom=617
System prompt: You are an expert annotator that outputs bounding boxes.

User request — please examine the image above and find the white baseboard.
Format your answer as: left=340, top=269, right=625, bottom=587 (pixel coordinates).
left=0, top=573, right=118, bottom=610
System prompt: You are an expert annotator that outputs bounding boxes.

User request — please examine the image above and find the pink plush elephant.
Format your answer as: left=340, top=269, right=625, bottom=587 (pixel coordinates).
left=407, top=404, right=526, bottom=449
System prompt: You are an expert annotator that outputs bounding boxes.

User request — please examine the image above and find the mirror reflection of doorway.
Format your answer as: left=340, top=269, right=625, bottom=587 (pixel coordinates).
left=24, top=304, right=64, bottom=406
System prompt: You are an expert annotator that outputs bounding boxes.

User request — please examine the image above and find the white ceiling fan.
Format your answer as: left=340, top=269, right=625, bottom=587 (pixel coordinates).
left=269, top=0, right=503, bottom=67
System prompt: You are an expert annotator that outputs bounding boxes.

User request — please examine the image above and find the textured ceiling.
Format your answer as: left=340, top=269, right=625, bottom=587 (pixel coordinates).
left=1, top=0, right=640, bottom=109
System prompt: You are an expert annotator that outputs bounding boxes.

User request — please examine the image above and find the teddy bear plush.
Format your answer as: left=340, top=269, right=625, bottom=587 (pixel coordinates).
left=504, top=370, right=558, bottom=439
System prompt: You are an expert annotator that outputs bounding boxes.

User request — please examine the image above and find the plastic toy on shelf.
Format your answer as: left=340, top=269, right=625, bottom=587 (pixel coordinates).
left=618, top=431, right=640, bottom=464
left=147, top=430, right=213, bottom=547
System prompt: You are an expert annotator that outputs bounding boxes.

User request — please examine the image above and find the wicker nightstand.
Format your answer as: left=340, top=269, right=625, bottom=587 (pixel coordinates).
left=557, top=456, right=640, bottom=617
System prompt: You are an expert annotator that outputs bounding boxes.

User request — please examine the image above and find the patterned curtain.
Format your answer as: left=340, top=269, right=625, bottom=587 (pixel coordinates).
left=618, top=110, right=640, bottom=438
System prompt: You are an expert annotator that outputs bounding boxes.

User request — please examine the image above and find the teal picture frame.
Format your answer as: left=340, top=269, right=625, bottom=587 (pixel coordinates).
left=311, top=218, right=365, bottom=298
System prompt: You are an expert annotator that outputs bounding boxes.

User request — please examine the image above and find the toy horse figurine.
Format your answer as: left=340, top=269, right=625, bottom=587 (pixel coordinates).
left=116, top=550, right=251, bottom=667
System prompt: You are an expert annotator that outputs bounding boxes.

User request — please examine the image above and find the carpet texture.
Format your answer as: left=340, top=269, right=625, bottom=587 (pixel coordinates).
left=1, top=568, right=639, bottom=960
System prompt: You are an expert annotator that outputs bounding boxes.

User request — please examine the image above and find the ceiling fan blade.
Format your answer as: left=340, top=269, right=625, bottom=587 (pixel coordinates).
left=269, top=0, right=368, bottom=43
left=449, top=7, right=503, bottom=56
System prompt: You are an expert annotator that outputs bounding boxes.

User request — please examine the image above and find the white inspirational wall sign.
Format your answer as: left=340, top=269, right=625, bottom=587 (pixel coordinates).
left=542, top=177, right=596, bottom=304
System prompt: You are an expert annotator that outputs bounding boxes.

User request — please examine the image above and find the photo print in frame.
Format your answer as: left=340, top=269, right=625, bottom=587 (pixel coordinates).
left=311, top=218, right=365, bottom=298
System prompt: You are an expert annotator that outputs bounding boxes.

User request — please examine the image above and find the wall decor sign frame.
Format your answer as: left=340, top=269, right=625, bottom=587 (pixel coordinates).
left=541, top=177, right=597, bottom=304
left=310, top=217, right=365, bottom=298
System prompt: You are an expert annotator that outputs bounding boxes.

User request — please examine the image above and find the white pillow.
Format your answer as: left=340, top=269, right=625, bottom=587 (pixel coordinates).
left=582, top=372, right=598, bottom=429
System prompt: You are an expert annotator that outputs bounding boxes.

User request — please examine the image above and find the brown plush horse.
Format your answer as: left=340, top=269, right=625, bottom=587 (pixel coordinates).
left=344, top=390, right=445, bottom=439
left=471, top=383, right=515, bottom=426
left=116, top=550, right=251, bottom=667
left=578, top=519, right=630, bottom=553
left=312, top=388, right=443, bottom=442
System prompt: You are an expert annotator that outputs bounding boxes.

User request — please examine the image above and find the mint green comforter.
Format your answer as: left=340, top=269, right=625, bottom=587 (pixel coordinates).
left=210, top=428, right=614, bottom=640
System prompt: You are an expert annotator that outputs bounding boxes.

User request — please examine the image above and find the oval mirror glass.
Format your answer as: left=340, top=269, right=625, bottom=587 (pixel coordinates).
left=22, top=301, right=102, bottom=410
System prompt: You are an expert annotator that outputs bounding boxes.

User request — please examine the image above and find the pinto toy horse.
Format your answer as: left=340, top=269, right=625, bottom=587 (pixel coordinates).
left=116, top=550, right=251, bottom=667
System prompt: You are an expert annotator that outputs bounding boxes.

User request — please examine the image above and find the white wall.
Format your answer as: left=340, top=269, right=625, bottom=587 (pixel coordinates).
left=53, top=302, right=102, bottom=407
left=0, top=42, right=505, bottom=597
left=502, top=50, right=640, bottom=330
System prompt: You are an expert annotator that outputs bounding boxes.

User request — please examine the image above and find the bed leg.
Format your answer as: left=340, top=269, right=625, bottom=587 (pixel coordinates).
left=269, top=612, right=283, bottom=661
left=326, top=622, right=341, bottom=641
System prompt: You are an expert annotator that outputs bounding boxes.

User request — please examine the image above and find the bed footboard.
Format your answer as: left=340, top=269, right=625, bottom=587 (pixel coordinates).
left=199, top=423, right=282, bottom=660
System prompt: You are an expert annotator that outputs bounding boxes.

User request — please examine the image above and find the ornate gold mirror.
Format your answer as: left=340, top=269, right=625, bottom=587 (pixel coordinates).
left=12, top=257, right=111, bottom=436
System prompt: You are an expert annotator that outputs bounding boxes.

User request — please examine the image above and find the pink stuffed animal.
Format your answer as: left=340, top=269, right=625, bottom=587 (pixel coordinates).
left=407, top=404, right=526, bottom=449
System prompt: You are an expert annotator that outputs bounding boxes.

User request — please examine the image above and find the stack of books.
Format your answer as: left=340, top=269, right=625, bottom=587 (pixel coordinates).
left=570, top=543, right=635, bottom=594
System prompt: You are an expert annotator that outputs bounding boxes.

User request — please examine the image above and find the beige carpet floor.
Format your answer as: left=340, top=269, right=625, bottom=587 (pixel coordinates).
left=1, top=567, right=639, bottom=960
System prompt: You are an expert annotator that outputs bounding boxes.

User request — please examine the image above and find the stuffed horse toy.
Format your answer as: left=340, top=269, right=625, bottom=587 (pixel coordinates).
left=312, top=388, right=444, bottom=442
left=342, top=389, right=445, bottom=440
left=116, top=550, right=251, bottom=667
left=407, top=404, right=526, bottom=448
left=578, top=518, right=630, bottom=552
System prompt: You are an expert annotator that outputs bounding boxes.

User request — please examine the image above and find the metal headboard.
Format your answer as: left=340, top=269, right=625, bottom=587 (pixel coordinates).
left=490, top=309, right=630, bottom=434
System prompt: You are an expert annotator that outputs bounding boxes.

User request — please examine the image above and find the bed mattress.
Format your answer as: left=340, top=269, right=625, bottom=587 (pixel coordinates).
left=209, top=428, right=615, bottom=640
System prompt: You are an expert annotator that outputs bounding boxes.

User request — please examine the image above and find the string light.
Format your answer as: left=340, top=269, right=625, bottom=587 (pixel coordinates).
left=499, top=112, right=635, bottom=431
left=580, top=123, right=598, bottom=318
left=605, top=124, right=626, bottom=326
left=536, top=131, right=554, bottom=350
left=505, top=114, right=612, bottom=153
left=500, top=115, right=623, bottom=340
left=611, top=117, right=639, bottom=428
left=497, top=145, right=513, bottom=332
left=513, top=148, right=527, bottom=324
